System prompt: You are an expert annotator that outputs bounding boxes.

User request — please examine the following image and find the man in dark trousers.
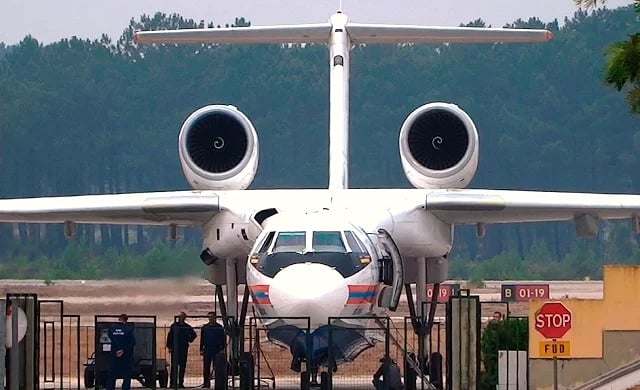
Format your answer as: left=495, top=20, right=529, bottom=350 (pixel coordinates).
left=372, top=356, right=404, bottom=390
left=106, top=314, right=136, bottom=390
left=167, top=311, right=197, bottom=388
left=200, top=311, right=226, bottom=388
left=4, top=301, right=11, bottom=390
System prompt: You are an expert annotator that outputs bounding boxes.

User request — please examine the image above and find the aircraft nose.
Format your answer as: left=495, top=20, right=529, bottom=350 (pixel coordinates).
left=269, top=263, right=348, bottom=326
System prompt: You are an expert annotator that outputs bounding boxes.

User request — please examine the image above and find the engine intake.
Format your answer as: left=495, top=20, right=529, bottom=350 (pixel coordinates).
left=399, top=103, right=478, bottom=189
left=179, top=105, right=259, bottom=190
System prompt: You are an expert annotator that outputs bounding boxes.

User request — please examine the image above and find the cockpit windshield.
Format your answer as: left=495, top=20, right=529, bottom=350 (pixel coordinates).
left=312, top=231, right=346, bottom=252
left=250, top=229, right=371, bottom=278
left=272, top=231, right=306, bottom=253
left=344, top=231, right=366, bottom=253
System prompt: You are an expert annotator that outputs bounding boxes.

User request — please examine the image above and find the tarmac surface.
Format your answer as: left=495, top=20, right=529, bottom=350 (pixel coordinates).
left=1, top=277, right=603, bottom=325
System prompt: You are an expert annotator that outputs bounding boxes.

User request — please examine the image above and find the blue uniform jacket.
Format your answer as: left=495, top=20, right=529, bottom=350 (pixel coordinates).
left=200, top=322, right=225, bottom=356
left=108, top=322, right=136, bottom=363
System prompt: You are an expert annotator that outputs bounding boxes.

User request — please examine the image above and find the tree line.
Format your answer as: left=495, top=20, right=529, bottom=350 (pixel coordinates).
left=0, top=7, right=638, bottom=280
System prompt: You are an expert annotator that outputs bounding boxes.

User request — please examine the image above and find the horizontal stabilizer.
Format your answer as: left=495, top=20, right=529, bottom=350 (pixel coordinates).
left=346, top=23, right=552, bottom=44
left=134, top=20, right=551, bottom=46
left=134, top=24, right=331, bottom=44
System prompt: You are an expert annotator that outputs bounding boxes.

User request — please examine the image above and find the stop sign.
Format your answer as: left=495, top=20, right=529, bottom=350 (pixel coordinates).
left=535, top=301, right=572, bottom=339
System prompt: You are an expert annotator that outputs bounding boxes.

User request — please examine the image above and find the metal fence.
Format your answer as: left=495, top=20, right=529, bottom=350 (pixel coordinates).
left=1, top=294, right=534, bottom=390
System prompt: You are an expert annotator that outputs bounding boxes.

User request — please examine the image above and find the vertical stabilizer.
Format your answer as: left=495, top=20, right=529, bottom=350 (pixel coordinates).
left=328, top=12, right=351, bottom=190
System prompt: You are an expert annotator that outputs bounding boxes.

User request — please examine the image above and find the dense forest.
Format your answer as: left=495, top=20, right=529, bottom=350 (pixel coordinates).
left=0, top=6, right=638, bottom=281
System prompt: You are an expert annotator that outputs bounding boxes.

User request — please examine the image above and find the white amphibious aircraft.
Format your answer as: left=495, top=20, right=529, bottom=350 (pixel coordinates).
left=2, top=8, right=640, bottom=389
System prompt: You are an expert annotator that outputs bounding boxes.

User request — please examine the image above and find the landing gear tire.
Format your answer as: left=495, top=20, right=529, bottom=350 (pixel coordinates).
left=319, top=371, right=329, bottom=390
left=158, top=368, right=169, bottom=388
left=83, top=368, right=95, bottom=388
left=214, top=351, right=228, bottom=390
left=239, top=352, right=254, bottom=390
left=300, top=371, right=310, bottom=390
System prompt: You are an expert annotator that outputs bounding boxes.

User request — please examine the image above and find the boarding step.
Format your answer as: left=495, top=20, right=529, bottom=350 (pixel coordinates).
left=372, top=315, right=437, bottom=390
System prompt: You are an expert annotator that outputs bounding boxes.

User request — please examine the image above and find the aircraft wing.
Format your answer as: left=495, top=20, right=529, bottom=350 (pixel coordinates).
left=0, top=191, right=220, bottom=225
left=426, top=189, right=640, bottom=235
left=133, top=24, right=331, bottom=44
left=345, top=23, right=552, bottom=44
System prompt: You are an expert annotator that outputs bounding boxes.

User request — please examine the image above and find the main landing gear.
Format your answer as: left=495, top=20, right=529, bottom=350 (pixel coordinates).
left=212, top=258, right=254, bottom=390
left=404, top=256, right=446, bottom=388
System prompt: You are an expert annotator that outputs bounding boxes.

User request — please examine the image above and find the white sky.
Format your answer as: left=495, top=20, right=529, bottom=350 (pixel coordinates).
left=0, top=0, right=633, bottom=45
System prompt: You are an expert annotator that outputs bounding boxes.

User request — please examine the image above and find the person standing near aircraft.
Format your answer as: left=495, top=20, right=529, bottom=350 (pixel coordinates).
left=372, top=356, right=404, bottom=390
left=106, top=314, right=136, bottom=390
left=167, top=311, right=197, bottom=388
left=4, top=301, right=11, bottom=390
left=199, top=311, right=226, bottom=388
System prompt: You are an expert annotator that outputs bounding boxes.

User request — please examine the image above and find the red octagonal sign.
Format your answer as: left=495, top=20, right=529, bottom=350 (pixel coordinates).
left=535, top=301, right=572, bottom=339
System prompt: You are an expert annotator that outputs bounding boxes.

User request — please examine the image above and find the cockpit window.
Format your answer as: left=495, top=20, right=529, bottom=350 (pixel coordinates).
left=312, top=231, right=346, bottom=252
left=272, top=231, right=306, bottom=253
left=344, top=231, right=365, bottom=253
left=257, top=231, right=275, bottom=253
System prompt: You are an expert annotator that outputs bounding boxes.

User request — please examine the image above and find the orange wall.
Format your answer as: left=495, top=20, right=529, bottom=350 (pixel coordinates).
left=529, top=265, right=640, bottom=358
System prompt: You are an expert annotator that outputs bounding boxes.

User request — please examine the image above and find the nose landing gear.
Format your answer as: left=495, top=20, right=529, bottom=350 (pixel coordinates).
left=300, top=367, right=330, bottom=390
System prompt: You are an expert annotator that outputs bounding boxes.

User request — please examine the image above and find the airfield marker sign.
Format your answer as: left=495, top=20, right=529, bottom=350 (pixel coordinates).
left=539, top=340, right=570, bottom=357
left=535, top=301, right=572, bottom=339
left=501, top=283, right=549, bottom=302
left=535, top=301, right=572, bottom=390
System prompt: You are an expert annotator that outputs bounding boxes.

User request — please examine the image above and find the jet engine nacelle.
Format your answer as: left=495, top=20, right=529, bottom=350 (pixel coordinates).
left=179, top=105, right=259, bottom=190
left=399, top=102, right=479, bottom=189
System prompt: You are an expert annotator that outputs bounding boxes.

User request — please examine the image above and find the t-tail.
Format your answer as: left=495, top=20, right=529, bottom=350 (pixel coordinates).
left=134, top=11, right=552, bottom=190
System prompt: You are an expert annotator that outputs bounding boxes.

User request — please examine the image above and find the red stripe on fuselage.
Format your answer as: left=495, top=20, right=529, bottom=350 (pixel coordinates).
left=346, top=285, right=377, bottom=304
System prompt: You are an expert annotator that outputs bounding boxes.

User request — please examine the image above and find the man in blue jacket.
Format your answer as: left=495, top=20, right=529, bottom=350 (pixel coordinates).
left=106, top=314, right=136, bottom=390
left=167, top=311, right=197, bottom=388
left=200, top=311, right=226, bottom=388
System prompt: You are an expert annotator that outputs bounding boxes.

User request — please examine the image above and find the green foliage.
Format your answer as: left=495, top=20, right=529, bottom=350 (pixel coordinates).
left=574, top=0, right=640, bottom=113
left=604, top=33, right=640, bottom=113
left=480, top=318, right=529, bottom=390
left=0, top=242, right=204, bottom=280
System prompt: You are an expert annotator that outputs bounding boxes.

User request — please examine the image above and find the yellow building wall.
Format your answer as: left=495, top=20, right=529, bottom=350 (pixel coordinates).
left=529, top=265, right=640, bottom=358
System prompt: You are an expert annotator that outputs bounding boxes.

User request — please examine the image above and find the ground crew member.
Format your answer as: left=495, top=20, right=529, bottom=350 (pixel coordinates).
left=200, top=311, right=225, bottom=388
left=4, top=301, right=11, bottom=390
left=372, top=356, right=404, bottom=390
left=106, top=314, right=136, bottom=390
left=167, top=311, right=197, bottom=388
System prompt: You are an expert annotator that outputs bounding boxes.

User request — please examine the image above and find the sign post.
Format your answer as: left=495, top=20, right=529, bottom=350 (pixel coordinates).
left=535, top=301, right=572, bottom=390
left=553, top=342, right=558, bottom=390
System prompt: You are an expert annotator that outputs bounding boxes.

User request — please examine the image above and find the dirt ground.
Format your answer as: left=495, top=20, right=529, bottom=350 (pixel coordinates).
left=1, top=278, right=602, bottom=388
left=2, top=278, right=542, bottom=324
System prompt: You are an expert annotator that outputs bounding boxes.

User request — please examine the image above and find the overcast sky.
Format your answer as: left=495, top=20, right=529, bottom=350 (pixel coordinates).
left=0, top=0, right=633, bottom=45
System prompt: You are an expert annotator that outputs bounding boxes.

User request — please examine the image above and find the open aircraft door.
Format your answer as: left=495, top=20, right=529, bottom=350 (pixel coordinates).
left=376, top=228, right=404, bottom=311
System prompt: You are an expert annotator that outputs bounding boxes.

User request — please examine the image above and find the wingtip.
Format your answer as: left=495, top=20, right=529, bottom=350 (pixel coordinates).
left=545, top=30, right=553, bottom=41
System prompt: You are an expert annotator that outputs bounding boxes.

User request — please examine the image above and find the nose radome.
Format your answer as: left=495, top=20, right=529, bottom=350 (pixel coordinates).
left=269, top=263, right=348, bottom=326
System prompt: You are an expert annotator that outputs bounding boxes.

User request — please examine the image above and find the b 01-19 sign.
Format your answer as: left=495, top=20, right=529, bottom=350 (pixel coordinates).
left=501, top=284, right=550, bottom=302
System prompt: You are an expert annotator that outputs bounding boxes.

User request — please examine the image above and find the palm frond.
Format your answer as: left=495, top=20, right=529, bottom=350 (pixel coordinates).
left=625, top=84, right=640, bottom=114
left=604, top=34, right=640, bottom=90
